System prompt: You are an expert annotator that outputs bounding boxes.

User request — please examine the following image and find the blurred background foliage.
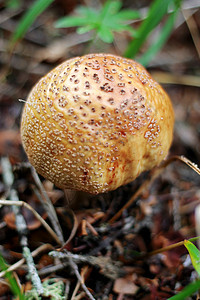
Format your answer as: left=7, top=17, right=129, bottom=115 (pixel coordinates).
left=7, top=0, right=183, bottom=66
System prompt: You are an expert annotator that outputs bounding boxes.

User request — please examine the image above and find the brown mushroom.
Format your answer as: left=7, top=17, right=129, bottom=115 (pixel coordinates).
left=20, top=53, right=174, bottom=194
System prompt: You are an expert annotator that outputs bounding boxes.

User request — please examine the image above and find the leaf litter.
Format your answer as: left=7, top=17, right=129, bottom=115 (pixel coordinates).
left=0, top=0, right=200, bottom=299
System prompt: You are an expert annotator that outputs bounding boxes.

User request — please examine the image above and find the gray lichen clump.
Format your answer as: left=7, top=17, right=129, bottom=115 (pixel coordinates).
left=21, top=53, right=174, bottom=194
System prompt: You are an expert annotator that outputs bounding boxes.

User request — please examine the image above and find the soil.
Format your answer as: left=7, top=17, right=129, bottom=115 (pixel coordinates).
left=0, top=0, right=200, bottom=299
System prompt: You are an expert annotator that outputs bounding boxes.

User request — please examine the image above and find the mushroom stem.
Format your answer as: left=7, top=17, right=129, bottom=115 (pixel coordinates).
left=64, top=189, right=91, bottom=209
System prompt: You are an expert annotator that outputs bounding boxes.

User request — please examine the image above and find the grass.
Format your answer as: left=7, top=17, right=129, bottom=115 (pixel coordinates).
left=0, top=252, right=25, bottom=299
left=9, top=0, right=183, bottom=66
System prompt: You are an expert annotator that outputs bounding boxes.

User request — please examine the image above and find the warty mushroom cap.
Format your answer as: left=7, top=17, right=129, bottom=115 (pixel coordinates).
left=21, top=53, right=174, bottom=194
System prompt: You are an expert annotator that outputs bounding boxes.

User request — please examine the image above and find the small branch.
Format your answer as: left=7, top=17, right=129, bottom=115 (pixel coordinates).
left=71, top=266, right=89, bottom=300
left=109, top=155, right=200, bottom=224
left=0, top=244, right=54, bottom=278
left=1, top=157, right=43, bottom=295
left=38, top=262, right=69, bottom=276
left=6, top=162, right=96, bottom=298
left=182, top=8, right=200, bottom=58
left=31, top=167, right=64, bottom=245
left=0, top=199, right=61, bottom=246
left=22, top=241, right=43, bottom=294
left=50, top=251, right=96, bottom=300
left=152, top=72, right=200, bottom=87
left=67, top=257, right=95, bottom=300
left=49, top=250, right=122, bottom=280
left=144, top=236, right=200, bottom=258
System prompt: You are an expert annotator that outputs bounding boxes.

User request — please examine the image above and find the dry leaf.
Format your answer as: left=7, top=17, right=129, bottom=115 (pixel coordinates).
left=113, top=275, right=139, bottom=295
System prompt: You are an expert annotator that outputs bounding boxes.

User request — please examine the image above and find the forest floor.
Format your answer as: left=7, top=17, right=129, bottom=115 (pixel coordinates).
left=0, top=0, right=200, bottom=299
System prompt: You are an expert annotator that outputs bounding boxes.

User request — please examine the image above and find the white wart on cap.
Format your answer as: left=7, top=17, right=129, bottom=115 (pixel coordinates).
left=21, top=53, right=174, bottom=194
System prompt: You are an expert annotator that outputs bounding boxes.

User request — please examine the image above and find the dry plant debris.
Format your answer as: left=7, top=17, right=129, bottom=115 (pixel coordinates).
left=0, top=0, right=200, bottom=299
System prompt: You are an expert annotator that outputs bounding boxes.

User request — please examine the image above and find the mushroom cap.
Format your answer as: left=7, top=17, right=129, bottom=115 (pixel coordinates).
left=21, top=53, right=174, bottom=194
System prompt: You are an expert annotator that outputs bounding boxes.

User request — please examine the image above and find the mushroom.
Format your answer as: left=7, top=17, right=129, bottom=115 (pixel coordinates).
left=21, top=53, right=174, bottom=194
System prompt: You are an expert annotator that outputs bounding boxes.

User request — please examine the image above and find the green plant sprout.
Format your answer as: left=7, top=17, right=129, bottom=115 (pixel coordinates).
left=0, top=252, right=25, bottom=300
left=0, top=251, right=65, bottom=299
left=169, top=240, right=200, bottom=299
left=55, top=0, right=139, bottom=43
left=9, top=0, right=183, bottom=66
left=55, top=0, right=183, bottom=65
left=129, top=0, right=183, bottom=65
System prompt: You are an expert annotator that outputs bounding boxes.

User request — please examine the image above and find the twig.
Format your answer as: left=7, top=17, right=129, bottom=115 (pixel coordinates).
left=68, top=257, right=95, bottom=300
left=0, top=244, right=54, bottom=278
left=31, top=167, right=64, bottom=245
left=14, top=163, right=95, bottom=298
left=38, top=262, right=69, bottom=276
left=0, top=199, right=61, bottom=245
left=182, top=8, right=200, bottom=58
left=108, top=167, right=162, bottom=224
left=152, top=72, right=200, bottom=87
left=50, top=251, right=96, bottom=300
left=109, top=155, right=200, bottom=224
left=1, top=157, right=43, bottom=295
left=22, top=240, right=43, bottom=294
left=64, top=280, right=70, bottom=300
left=49, top=251, right=122, bottom=280
left=71, top=266, right=89, bottom=300
left=144, top=236, right=200, bottom=258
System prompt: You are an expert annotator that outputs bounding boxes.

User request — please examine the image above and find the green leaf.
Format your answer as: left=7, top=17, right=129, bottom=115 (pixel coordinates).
left=55, top=0, right=140, bottom=44
left=138, top=9, right=178, bottom=66
left=0, top=252, right=25, bottom=299
left=100, top=0, right=122, bottom=19
left=76, top=5, right=98, bottom=17
left=55, top=16, right=90, bottom=28
left=124, top=0, right=174, bottom=58
left=184, top=240, right=200, bottom=276
left=168, top=279, right=200, bottom=300
left=106, top=21, right=137, bottom=36
left=98, top=26, right=114, bottom=43
left=55, top=5, right=99, bottom=29
left=10, top=0, right=54, bottom=45
left=116, top=9, right=140, bottom=20
left=77, top=25, right=95, bottom=35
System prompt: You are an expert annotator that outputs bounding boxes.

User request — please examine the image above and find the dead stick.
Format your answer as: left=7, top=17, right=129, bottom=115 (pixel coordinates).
left=1, top=157, right=43, bottom=295
left=109, top=156, right=200, bottom=224
left=0, top=199, right=61, bottom=245
left=0, top=244, right=54, bottom=278
left=31, top=167, right=64, bottom=244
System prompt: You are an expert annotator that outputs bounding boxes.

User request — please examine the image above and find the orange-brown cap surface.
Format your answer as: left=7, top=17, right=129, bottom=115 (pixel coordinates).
left=21, top=53, right=174, bottom=194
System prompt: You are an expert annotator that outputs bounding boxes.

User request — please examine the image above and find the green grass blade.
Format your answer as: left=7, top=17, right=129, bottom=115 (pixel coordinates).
left=0, top=252, right=25, bottom=299
left=10, top=0, right=54, bottom=45
left=184, top=240, right=200, bottom=276
left=168, top=279, right=200, bottom=300
left=138, top=9, right=178, bottom=66
left=124, top=0, right=173, bottom=58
